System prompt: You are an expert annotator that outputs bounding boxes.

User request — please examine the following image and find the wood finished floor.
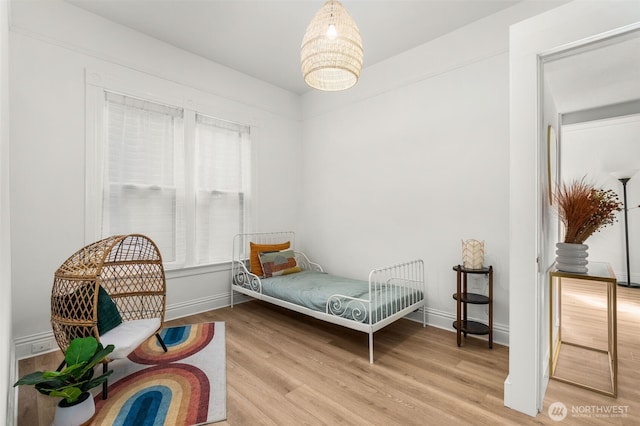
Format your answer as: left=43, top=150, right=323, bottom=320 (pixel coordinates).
left=16, top=281, right=640, bottom=425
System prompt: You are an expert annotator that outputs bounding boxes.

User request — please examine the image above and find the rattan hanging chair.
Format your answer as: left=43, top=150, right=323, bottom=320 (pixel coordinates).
left=51, top=234, right=167, bottom=398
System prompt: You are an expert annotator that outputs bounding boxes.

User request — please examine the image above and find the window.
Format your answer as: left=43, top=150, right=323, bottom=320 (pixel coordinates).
left=103, top=92, right=185, bottom=263
left=195, top=114, right=250, bottom=264
left=100, top=91, right=251, bottom=269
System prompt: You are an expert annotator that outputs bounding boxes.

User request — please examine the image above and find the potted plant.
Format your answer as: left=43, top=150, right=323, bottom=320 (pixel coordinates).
left=14, top=336, right=114, bottom=426
left=554, top=178, right=622, bottom=272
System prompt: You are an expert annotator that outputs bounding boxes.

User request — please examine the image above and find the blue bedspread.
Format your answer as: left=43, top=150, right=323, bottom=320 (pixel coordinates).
left=262, top=270, right=422, bottom=324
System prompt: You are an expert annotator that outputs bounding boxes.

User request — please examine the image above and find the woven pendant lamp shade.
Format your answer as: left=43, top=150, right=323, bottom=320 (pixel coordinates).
left=301, top=0, right=363, bottom=91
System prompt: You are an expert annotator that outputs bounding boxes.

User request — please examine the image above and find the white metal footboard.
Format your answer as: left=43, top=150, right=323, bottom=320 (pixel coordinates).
left=326, top=259, right=426, bottom=363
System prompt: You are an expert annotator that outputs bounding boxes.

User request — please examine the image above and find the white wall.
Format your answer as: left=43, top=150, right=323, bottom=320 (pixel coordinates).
left=561, top=114, right=640, bottom=282
left=539, top=34, right=640, bottom=411
left=299, top=1, right=565, bottom=346
left=9, top=0, right=302, bottom=357
left=1, top=0, right=15, bottom=423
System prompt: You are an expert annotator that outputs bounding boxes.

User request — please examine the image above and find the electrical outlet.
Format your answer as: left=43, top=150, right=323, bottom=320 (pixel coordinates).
left=31, top=341, right=53, bottom=354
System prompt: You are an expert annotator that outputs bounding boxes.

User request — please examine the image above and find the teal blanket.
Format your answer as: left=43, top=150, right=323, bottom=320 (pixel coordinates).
left=262, top=270, right=422, bottom=324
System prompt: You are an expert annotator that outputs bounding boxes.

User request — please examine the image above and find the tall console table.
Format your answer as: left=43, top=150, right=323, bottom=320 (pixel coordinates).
left=549, top=262, right=617, bottom=397
left=452, top=265, right=493, bottom=348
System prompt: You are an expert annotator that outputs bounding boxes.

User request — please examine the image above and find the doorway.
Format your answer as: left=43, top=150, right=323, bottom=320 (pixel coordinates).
left=507, top=1, right=640, bottom=417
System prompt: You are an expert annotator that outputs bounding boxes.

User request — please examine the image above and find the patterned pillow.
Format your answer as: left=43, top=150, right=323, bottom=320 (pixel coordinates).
left=249, top=241, right=290, bottom=277
left=259, top=250, right=302, bottom=278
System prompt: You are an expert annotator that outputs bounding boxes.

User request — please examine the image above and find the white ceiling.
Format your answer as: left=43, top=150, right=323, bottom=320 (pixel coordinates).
left=544, top=30, right=640, bottom=115
left=65, top=0, right=639, bottom=111
left=67, top=0, right=521, bottom=94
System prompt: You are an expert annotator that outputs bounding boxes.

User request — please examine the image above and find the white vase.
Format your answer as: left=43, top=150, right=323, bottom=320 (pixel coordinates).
left=555, top=242, right=588, bottom=273
left=53, top=392, right=95, bottom=426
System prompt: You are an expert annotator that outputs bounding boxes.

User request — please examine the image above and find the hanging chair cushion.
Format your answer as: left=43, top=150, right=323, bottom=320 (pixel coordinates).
left=99, top=318, right=161, bottom=359
left=97, top=286, right=123, bottom=335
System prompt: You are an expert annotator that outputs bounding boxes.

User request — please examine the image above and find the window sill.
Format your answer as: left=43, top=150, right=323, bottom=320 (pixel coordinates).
left=164, top=261, right=231, bottom=280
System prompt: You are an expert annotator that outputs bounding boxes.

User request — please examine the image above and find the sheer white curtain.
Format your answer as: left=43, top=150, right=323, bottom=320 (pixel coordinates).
left=195, top=114, right=250, bottom=264
left=103, top=92, right=185, bottom=264
left=100, top=91, right=251, bottom=268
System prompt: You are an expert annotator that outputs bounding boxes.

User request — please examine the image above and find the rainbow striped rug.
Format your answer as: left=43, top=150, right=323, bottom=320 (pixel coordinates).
left=92, top=322, right=226, bottom=425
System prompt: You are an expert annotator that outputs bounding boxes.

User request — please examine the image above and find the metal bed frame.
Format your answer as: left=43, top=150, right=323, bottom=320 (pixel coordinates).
left=231, top=231, right=426, bottom=363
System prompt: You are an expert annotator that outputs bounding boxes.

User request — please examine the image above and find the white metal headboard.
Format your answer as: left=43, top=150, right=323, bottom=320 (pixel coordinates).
left=232, top=231, right=296, bottom=264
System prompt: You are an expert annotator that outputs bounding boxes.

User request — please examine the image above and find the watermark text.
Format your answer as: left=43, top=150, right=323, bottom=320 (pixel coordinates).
left=548, top=402, right=630, bottom=421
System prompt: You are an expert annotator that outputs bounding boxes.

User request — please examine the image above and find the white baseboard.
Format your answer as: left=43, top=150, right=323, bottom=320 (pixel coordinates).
left=164, top=292, right=231, bottom=322
left=504, top=375, right=512, bottom=407
left=410, top=306, right=509, bottom=347
left=14, top=330, right=59, bottom=360
left=540, top=347, right=550, bottom=410
left=14, top=291, right=254, bottom=360
left=9, top=343, right=17, bottom=426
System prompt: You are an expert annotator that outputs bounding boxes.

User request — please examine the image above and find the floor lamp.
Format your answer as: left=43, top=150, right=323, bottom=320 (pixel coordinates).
left=614, top=171, right=639, bottom=288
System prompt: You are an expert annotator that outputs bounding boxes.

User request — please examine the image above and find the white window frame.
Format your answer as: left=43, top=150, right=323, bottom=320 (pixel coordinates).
left=85, top=66, right=257, bottom=273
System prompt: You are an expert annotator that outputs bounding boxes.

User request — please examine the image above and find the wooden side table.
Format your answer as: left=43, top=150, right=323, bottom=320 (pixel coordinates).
left=452, top=265, right=493, bottom=348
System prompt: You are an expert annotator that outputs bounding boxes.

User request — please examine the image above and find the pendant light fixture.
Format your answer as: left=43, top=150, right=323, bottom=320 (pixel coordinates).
left=301, top=0, right=363, bottom=91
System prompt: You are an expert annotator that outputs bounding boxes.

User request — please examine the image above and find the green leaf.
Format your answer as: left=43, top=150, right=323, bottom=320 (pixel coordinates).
left=56, top=363, right=84, bottom=380
left=50, top=387, right=83, bottom=404
left=83, top=369, right=113, bottom=391
left=14, top=371, right=49, bottom=386
left=78, top=344, right=114, bottom=378
left=65, top=337, right=98, bottom=366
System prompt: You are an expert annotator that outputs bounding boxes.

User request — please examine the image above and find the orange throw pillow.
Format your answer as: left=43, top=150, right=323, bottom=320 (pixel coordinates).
left=249, top=241, right=290, bottom=277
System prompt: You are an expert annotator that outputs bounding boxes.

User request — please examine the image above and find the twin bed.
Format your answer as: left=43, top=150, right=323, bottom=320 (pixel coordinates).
left=231, top=232, right=426, bottom=363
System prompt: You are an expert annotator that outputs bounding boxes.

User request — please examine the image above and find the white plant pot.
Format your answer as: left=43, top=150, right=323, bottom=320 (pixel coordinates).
left=53, top=392, right=95, bottom=426
left=555, top=242, right=589, bottom=273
